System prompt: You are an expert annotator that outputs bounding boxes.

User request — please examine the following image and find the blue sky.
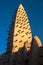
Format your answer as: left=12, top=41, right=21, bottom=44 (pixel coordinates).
left=0, top=0, right=43, bottom=54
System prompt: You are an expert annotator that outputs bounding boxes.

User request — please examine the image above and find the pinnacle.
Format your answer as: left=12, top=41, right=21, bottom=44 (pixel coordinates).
left=12, top=4, right=32, bottom=53
left=19, top=4, right=24, bottom=9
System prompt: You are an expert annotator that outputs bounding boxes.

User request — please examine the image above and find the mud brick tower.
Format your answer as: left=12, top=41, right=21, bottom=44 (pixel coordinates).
left=0, top=4, right=43, bottom=65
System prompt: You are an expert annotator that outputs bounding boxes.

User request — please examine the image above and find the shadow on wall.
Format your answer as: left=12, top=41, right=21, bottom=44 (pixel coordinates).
left=0, top=45, right=31, bottom=65
left=29, top=36, right=42, bottom=65
left=0, top=36, right=42, bottom=65
left=6, top=9, right=17, bottom=54
left=10, top=46, right=31, bottom=65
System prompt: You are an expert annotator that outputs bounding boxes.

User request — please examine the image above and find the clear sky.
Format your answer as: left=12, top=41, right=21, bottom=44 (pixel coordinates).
left=0, top=0, right=43, bottom=54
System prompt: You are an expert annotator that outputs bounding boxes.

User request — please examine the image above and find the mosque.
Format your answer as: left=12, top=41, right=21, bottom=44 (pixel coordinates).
left=0, top=4, right=43, bottom=65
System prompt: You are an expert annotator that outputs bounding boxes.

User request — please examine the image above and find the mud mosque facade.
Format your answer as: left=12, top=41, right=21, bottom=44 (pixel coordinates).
left=0, top=4, right=43, bottom=65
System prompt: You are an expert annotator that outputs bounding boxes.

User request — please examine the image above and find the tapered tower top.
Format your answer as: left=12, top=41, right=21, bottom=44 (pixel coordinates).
left=18, top=4, right=24, bottom=8
left=12, top=4, right=32, bottom=53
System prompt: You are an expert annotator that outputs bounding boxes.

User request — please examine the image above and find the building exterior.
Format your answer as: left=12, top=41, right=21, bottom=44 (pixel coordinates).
left=38, top=47, right=43, bottom=65
left=0, top=4, right=43, bottom=65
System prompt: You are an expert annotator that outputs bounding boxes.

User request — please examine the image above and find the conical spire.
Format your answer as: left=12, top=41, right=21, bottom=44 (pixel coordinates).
left=12, top=4, right=32, bottom=52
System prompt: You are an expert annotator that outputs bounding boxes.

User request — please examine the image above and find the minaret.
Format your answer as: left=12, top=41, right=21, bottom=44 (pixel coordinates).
left=12, top=4, right=32, bottom=53
left=0, top=4, right=43, bottom=65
